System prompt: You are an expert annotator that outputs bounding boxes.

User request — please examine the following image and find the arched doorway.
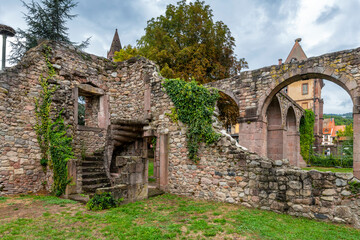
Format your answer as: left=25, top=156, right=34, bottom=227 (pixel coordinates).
left=266, top=96, right=284, bottom=160
left=216, top=91, right=240, bottom=140
left=285, top=107, right=300, bottom=166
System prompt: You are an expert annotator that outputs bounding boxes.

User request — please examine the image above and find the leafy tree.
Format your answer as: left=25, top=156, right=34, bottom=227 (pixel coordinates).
left=336, top=123, right=353, bottom=157
left=113, top=45, right=140, bottom=62
left=114, top=0, right=248, bottom=83
left=10, top=0, right=89, bottom=63
left=299, top=109, right=315, bottom=164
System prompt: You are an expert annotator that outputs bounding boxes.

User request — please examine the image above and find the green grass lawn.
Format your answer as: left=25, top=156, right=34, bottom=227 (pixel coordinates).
left=148, top=160, right=155, bottom=182
left=148, top=160, right=154, bottom=177
left=302, top=167, right=353, bottom=173
left=1, top=194, right=360, bottom=239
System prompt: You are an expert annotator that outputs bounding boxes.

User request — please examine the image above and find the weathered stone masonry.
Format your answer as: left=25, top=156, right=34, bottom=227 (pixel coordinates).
left=0, top=41, right=160, bottom=197
left=1, top=41, right=360, bottom=227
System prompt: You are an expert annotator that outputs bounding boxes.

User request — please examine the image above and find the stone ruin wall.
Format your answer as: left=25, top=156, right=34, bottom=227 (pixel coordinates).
left=0, top=41, right=158, bottom=195
left=149, top=77, right=360, bottom=228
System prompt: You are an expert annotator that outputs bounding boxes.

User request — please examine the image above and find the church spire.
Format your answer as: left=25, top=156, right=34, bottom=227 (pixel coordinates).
left=107, top=29, right=122, bottom=61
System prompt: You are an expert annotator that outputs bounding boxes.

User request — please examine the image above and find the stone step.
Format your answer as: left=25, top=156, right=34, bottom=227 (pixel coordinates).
left=82, top=177, right=110, bottom=185
left=81, top=161, right=104, bottom=167
left=81, top=166, right=106, bottom=173
left=82, top=172, right=107, bottom=179
left=93, top=151, right=104, bottom=157
left=84, top=156, right=103, bottom=162
left=148, top=186, right=165, bottom=198
left=82, top=183, right=111, bottom=193
left=67, top=194, right=90, bottom=204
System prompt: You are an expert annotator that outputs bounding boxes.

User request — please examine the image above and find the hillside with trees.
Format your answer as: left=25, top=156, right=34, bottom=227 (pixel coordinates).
left=323, top=113, right=353, bottom=125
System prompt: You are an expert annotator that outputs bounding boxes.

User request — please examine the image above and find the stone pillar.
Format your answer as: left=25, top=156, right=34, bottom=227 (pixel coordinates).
left=1, top=35, right=6, bottom=70
left=73, top=87, right=79, bottom=125
left=98, top=95, right=109, bottom=128
left=159, top=134, right=169, bottom=191
left=238, top=121, right=267, bottom=157
left=65, top=159, right=77, bottom=196
left=353, top=113, right=360, bottom=178
left=267, top=126, right=286, bottom=160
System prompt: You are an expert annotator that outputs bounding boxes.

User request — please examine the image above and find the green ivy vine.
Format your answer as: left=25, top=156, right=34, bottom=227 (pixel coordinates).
left=299, top=109, right=315, bottom=164
left=50, top=110, right=74, bottom=196
left=162, top=79, right=220, bottom=162
left=34, top=45, right=56, bottom=170
left=34, top=45, right=74, bottom=196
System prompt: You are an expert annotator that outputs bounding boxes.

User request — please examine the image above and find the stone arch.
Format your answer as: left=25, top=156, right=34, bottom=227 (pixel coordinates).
left=259, top=66, right=356, bottom=119
left=266, top=96, right=284, bottom=160
left=285, top=106, right=300, bottom=166
left=259, top=65, right=359, bottom=175
left=217, top=90, right=240, bottom=127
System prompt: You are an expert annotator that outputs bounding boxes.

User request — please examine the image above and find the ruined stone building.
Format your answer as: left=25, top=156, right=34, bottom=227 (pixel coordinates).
left=1, top=40, right=360, bottom=227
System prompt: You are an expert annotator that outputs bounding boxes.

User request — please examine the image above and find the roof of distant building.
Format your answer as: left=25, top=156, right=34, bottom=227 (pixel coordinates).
left=285, top=38, right=307, bottom=63
left=107, top=29, right=122, bottom=60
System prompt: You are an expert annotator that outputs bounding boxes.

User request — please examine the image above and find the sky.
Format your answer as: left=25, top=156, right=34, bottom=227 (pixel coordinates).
left=0, top=0, right=359, bottom=114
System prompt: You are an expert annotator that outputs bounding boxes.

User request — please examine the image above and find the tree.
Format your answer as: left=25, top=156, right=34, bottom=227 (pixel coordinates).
left=113, top=45, right=140, bottom=62
left=299, top=109, right=315, bottom=164
left=336, top=123, right=353, bottom=157
left=117, top=0, right=247, bottom=83
left=10, top=0, right=89, bottom=63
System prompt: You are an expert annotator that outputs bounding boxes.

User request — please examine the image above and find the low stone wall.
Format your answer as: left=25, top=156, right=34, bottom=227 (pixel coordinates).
left=165, top=128, right=360, bottom=227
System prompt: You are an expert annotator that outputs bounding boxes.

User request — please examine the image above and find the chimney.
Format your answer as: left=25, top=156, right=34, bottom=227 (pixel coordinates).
left=278, top=59, right=282, bottom=65
left=295, top=38, right=302, bottom=43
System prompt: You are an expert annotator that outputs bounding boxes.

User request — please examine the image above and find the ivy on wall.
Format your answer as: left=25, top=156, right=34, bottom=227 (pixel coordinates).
left=299, top=109, right=315, bottom=164
left=50, top=111, right=74, bottom=196
left=34, top=45, right=56, bottom=169
left=163, top=79, right=220, bottom=162
left=34, top=45, right=74, bottom=196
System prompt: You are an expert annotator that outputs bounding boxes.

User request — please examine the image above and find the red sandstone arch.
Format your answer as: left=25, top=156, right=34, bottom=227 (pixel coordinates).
left=260, top=66, right=359, bottom=175
left=259, top=66, right=355, bottom=119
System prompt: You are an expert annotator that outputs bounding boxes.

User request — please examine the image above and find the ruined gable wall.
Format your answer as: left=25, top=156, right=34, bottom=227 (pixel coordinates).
left=0, top=41, right=159, bottom=195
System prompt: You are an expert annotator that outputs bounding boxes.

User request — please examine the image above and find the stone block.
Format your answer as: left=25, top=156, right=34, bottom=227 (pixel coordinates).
left=335, top=178, right=347, bottom=187
left=322, top=189, right=336, bottom=196
left=136, top=163, right=144, bottom=173
left=115, top=156, right=128, bottom=167
left=288, top=181, right=302, bottom=190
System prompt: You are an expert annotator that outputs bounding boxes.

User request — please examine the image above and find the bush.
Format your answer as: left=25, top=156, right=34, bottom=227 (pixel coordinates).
left=86, top=192, right=119, bottom=211
left=309, top=155, right=353, bottom=168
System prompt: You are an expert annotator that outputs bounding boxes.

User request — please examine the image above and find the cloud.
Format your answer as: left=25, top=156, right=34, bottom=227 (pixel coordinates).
left=315, top=6, right=340, bottom=24
left=1, top=0, right=358, bottom=113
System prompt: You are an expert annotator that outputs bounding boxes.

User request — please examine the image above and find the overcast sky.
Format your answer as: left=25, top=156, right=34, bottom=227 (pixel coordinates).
left=1, top=0, right=359, bottom=114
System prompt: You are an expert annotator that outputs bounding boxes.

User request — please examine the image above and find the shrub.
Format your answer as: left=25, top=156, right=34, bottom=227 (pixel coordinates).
left=86, top=192, right=119, bottom=211
left=309, top=154, right=353, bottom=168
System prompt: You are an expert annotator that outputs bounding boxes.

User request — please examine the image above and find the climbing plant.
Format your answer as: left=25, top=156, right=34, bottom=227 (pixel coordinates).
left=299, top=109, right=315, bottom=164
left=34, top=45, right=56, bottom=170
left=34, top=45, right=74, bottom=196
left=49, top=111, right=74, bottom=196
left=162, top=79, right=220, bottom=162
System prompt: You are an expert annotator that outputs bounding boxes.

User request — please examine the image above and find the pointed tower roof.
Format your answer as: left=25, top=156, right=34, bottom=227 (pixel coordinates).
left=107, top=29, right=122, bottom=61
left=285, top=38, right=307, bottom=63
